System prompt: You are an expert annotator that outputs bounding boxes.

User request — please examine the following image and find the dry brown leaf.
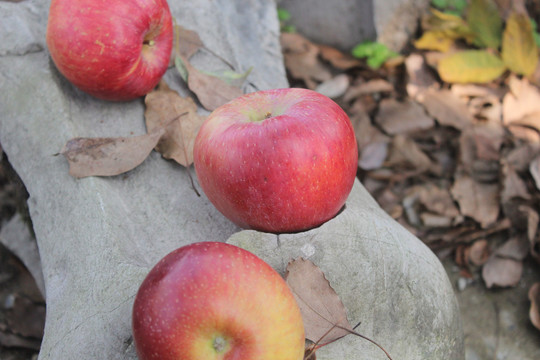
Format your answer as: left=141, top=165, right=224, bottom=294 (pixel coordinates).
left=343, top=79, right=394, bottom=102
left=501, top=164, right=531, bottom=202
left=285, top=257, right=353, bottom=344
left=405, top=53, right=439, bottom=99
left=468, top=239, right=490, bottom=266
left=451, top=174, right=500, bottom=228
left=418, top=183, right=460, bottom=218
left=495, top=236, right=530, bottom=261
left=280, top=32, right=332, bottom=89
left=459, top=125, right=504, bottom=182
left=182, top=58, right=243, bottom=111
left=530, top=155, right=540, bottom=191
left=386, top=135, right=434, bottom=173
left=529, top=282, right=540, bottom=330
left=144, top=81, right=206, bottom=167
left=420, top=212, right=453, bottom=227
left=519, top=205, right=539, bottom=242
left=173, top=25, right=244, bottom=111
left=60, top=130, right=164, bottom=178
left=482, top=256, right=523, bottom=288
left=375, top=98, right=435, bottom=135
left=506, top=143, right=540, bottom=172
left=502, top=75, right=540, bottom=124
left=350, top=107, right=390, bottom=171
left=175, top=24, right=204, bottom=60
left=419, top=89, right=473, bottom=130
left=318, top=44, right=363, bottom=70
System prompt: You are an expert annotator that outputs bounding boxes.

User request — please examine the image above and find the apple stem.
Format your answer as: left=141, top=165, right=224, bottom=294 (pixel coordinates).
left=264, top=112, right=272, bottom=119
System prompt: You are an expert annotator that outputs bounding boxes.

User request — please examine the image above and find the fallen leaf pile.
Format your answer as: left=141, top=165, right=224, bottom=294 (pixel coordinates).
left=280, top=26, right=540, bottom=330
left=285, top=258, right=392, bottom=359
left=61, top=25, right=251, bottom=179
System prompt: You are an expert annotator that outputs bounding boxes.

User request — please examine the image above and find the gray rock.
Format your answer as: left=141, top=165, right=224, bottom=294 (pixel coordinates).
left=277, top=0, right=375, bottom=51
left=0, top=0, right=462, bottom=359
left=0, top=0, right=284, bottom=359
left=228, top=179, right=465, bottom=359
left=277, top=0, right=429, bottom=51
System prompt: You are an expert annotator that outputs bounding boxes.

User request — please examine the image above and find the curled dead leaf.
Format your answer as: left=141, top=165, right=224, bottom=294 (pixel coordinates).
left=482, top=256, right=523, bottom=288
left=280, top=32, right=332, bottom=89
left=451, top=173, right=499, bottom=228
left=144, top=81, right=206, bottom=167
left=60, top=130, right=164, bottom=178
left=529, top=282, right=540, bottom=331
left=285, top=257, right=352, bottom=344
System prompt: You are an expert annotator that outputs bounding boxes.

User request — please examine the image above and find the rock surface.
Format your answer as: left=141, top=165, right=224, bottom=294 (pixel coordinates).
left=277, top=0, right=429, bottom=51
left=228, top=179, right=464, bottom=359
left=0, top=0, right=463, bottom=359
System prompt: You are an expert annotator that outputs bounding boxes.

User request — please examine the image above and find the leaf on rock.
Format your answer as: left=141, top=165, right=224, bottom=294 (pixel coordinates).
left=183, top=58, right=244, bottom=111
left=419, top=89, right=473, bottom=130
left=482, top=256, right=523, bottom=288
left=173, top=25, right=245, bottom=111
left=529, top=282, right=540, bottom=330
left=174, top=24, right=204, bottom=60
left=61, top=130, right=164, bottom=178
left=285, top=257, right=353, bottom=344
left=502, top=12, right=538, bottom=76
left=438, top=50, right=506, bottom=84
left=466, top=0, right=503, bottom=49
left=375, top=98, right=435, bottom=135
left=144, top=81, right=207, bottom=167
left=451, top=173, right=500, bottom=228
left=280, top=32, right=332, bottom=89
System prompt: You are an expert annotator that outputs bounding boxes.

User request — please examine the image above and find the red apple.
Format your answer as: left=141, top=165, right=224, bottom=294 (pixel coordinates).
left=193, top=88, right=358, bottom=233
left=46, top=0, right=173, bottom=101
left=132, top=241, right=305, bottom=360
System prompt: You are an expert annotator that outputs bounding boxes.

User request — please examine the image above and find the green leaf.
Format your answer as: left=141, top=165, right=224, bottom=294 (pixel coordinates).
left=427, top=9, right=476, bottom=44
left=466, top=0, right=503, bottom=49
left=502, top=12, right=539, bottom=76
left=351, top=41, right=398, bottom=69
left=174, top=56, right=189, bottom=82
left=438, top=50, right=506, bottom=83
left=431, top=0, right=448, bottom=8
left=277, top=8, right=291, bottom=22
left=414, top=30, right=455, bottom=52
left=198, top=67, right=253, bottom=87
left=450, top=0, right=467, bottom=13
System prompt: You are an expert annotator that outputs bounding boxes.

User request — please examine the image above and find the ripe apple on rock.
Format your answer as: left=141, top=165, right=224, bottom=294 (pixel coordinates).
left=194, top=88, right=358, bottom=233
left=132, top=241, right=305, bottom=360
left=46, top=0, right=173, bottom=101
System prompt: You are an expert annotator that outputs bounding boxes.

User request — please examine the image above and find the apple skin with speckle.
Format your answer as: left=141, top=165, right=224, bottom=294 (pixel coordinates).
left=46, top=0, right=173, bottom=101
left=132, top=241, right=305, bottom=360
left=193, top=88, right=358, bottom=233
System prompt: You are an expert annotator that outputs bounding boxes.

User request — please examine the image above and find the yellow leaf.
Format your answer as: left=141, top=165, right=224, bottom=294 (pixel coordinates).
left=502, top=12, right=539, bottom=76
left=438, top=50, right=506, bottom=83
left=414, top=30, right=455, bottom=52
left=467, top=0, right=503, bottom=49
